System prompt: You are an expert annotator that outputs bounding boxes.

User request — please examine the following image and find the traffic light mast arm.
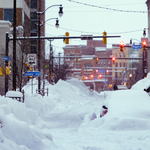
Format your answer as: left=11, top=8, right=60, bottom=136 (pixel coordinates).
left=9, top=35, right=121, bottom=41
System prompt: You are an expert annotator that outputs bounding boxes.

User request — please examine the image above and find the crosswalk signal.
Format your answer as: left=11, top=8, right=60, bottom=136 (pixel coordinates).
left=120, top=41, right=124, bottom=52
left=142, top=41, right=147, bottom=52
left=103, top=31, right=107, bottom=44
left=65, top=32, right=69, bottom=44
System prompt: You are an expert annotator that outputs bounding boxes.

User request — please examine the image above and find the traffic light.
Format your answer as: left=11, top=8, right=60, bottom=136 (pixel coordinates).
left=142, top=41, right=147, bottom=52
left=120, top=41, right=124, bottom=52
left=65, top=32, right=69, bottom=44
left=90, top=74, right=94, bottom=80
left=112, top=57, right=116, bottom=64
left=85, top=76, right=88, bottom=80
left=103, top=31, right=107, bottom=44
left=26, top=63, right=30, bottom=71
left=75, top=58, right=78, bottom=63
left=0, top=67, right=4, bottom=76
left=5, top=66, right=11, bottom=75
left=98, top=74, right=102, bottom=79
left=95, top=57, right=98, bottom=64
left=0, top=66, right=11, bottom=76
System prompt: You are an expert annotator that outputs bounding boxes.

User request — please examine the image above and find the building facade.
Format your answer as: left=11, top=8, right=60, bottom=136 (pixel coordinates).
left=63, top=40, right=113, bottom=91
left=0, top=0, right=45, bottom=54
left=0, top=0, right=45, bottom=94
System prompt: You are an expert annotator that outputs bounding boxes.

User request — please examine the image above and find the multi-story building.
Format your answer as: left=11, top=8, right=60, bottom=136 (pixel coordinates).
left=30, top=0, right=45, bottom=54
left=112, top=41, right=144, bottom=88
left=112, top=44, right=130, bottom=85
left=0, top=0, right=45, bottom=54
left=0, top=0, right=45, bottom=94
left=63, top=40, right=113, bottom=91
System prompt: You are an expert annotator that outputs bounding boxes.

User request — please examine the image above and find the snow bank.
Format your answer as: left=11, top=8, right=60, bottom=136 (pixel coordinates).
left=131, top=72, right=150, bottom=91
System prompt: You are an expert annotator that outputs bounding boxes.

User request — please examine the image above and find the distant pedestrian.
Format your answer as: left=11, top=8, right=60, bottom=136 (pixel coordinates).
left=113, top=84, right=118, bottom=90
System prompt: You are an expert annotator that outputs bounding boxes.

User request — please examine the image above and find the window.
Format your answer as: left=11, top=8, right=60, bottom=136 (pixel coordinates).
left=31, top=12, right=37, bottom=20
left=78, top=64, right=81, bottom=69
left=30, top=0, right=37, bottom=9
left=31, top=46, right=37, bottom=54
left=4, top=9, right=14, bottom=22
left=30, top=21, right=37, bottom=32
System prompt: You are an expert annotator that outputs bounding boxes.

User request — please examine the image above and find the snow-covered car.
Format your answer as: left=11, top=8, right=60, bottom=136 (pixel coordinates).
left=100, top=105, right=108, bottom=117
left=99, top=90, right=150, bottom=118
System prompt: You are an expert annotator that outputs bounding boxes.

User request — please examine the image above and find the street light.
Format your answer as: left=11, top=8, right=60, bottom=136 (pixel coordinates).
left=36, top=4, right=63, bottom=93
left=40, top=18, right=59, bottom=28
left=129, top=73, right=132, bottom=88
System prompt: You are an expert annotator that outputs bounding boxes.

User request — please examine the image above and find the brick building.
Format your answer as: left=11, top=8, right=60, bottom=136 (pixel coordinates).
left=0, top=0, right=45, bottom=54
left=63, top=40, right=113, bottom=92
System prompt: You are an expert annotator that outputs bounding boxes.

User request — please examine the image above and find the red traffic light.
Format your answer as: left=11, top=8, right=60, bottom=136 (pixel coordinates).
left=85, top=76, right=88, bottom=80
left=142, top=41, right=147, bottom=46
left=98, top=74, right=102, bottom=79
left=120, top=41, right=124, bottom=46
left=112, top=57, right=116, bottom=64
left=120, top=41, right=124, bottom=52
left=112, top=57, right=116, bottom=61
left=90, top=74, right=94, bottom=79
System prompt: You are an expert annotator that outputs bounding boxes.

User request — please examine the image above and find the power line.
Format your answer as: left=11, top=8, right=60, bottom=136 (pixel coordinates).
left=67, top=0, right=147, bottom=13
left=46, top=23, right=148, bottom=35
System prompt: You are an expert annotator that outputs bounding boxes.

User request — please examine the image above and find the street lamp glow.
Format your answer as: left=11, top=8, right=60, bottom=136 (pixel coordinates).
left=129, top=74, right=132, bottom=78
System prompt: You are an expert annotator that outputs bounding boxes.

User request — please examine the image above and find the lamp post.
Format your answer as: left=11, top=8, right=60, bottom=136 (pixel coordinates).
left=129, top=73, right=132, bottom=88
left=36, top=4, right=63, bottom=93
left=13, top=0, right=17, bottom=91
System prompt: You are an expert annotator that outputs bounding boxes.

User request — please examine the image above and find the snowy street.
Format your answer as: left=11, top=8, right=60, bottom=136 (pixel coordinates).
left=1, top=76, right=150, bottom=149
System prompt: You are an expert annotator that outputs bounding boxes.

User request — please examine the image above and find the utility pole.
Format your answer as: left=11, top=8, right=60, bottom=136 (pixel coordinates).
left=58, top=52, right=61, bottom=70
left=13, top=0, right=16, bottom=90
left=5, top=33, right=9, bottom=94
left=37, top=4, right=41, bottom=93
left=48, top=40, right=54, bottom=83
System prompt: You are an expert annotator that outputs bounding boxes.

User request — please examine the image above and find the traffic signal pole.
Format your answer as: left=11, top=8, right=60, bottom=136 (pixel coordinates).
left=5, top=33, right=9, bottom=94
left=13, top=0, right=17, bottom=91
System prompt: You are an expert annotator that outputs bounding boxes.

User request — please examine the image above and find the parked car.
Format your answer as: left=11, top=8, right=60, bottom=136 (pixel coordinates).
left=99, top=90, right=150, bottom=118
left=100, top=105, right=108, bottom=117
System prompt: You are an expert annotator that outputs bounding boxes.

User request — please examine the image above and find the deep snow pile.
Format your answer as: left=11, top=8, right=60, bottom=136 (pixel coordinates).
left=0, top=78, right=100, bottom=150
left=0, top=77, right=150, bottom=150
left=131, top=72, right=150, bottom=90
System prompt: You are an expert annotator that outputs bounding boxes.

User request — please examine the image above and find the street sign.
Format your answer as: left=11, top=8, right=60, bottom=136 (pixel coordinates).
left=27, top=54, right=37, bottom=66
left=25, top=71, right=40, bottom=77
left=98, top=70, right=106, bottom=73
left=132, top=45, right=142, bottom=49
left=2, top=56, right=11, bottom=61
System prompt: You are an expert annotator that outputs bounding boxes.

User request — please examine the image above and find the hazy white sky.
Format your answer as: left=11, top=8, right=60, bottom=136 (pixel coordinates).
left=45, top=0, right=148, bottom=54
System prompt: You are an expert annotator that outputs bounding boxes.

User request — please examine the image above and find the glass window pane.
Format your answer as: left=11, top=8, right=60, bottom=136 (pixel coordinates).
left=30, top=21, right=37, bottom=32
left=30, top=0, right=37, bottom=9
left=4, top=9, right=14, bottom=22
left=31, top=46, right=37, bottom=54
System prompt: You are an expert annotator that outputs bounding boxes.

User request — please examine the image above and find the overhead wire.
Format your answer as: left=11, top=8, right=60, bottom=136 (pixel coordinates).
left=67, top=0, right=147, bottom=13
left=46, top=23, right=148, bottom=35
